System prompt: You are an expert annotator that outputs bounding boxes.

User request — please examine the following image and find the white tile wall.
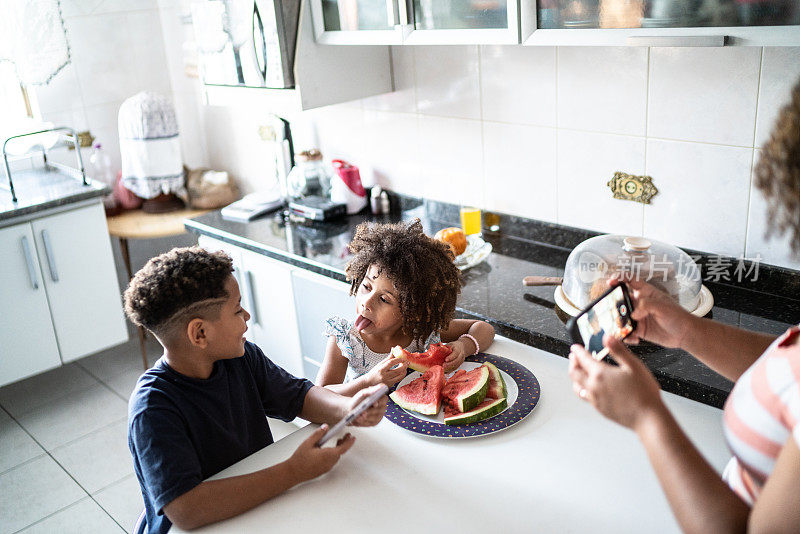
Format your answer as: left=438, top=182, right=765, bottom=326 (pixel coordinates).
left=415, top=46, right=481, bottom=120
left=294, top=45, right=798, bottom=271
left=417, top=115, right=483, bottom=206
left=483, top=121, right=557, bottom=222
left=360, top=110, right=420, bottom=192
left=362, top=46, right=416, bottom=114
left=648, top=47, right=761, bottom=147
left=557, top=47, right=648, bottom=136
left=480, top=45, right=557, bottom=127
left=746, top=149, right=800, bottom=270
left=643, top=139, right=752, bottom=257
left=755, top=47, right=800, bottom=148
left=557, top=130, right=645, bottom=235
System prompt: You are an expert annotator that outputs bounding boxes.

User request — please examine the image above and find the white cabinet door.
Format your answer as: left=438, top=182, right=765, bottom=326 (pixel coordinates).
left=31, top=203, right=127, bottom=363
left=0, top=222, right=61, bottom=386
left=291, top=270, right=353, bottom=381
left=197, top=236, right=256, bottom=342
left=239, top=249, right=303, bottom=378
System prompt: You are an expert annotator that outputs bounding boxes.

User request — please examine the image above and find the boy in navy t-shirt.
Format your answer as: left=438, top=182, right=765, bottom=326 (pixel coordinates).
left=124, top=247, right=387, bottom=533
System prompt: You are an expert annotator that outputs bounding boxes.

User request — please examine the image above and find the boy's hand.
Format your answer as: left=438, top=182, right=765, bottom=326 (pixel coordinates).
left=443, top=341, right=468, bottom=372
left=364, top=355, right=407, bottom=387
left=347, top=384, right=388, bottom=427
left=286, top=425, right=355, bottom=483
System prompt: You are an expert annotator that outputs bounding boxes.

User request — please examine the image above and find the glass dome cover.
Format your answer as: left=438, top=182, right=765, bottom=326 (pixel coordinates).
left=562, top=235, right=702, bottom=312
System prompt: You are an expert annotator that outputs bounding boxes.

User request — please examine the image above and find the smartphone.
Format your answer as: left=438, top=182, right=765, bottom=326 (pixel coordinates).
left=315, top=384, right=389, bottom=447
left=566, top=283, right=636, bottom=361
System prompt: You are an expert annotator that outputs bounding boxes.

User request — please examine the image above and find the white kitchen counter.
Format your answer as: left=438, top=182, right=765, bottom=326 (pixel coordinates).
left=171, top=336, right=730, bottom=533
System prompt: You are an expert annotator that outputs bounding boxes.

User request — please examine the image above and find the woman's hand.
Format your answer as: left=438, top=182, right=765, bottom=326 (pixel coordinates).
left=443, top=340, right=469, bottom=372
left=568, top=335, right=665, bottom=431
left=363, top=355, right=407, bottom=388
left=286, top=425, right=355, bottom=483
left=613, top=278, right=694, bottom=349
left=348, top=384, right=388, bottom=427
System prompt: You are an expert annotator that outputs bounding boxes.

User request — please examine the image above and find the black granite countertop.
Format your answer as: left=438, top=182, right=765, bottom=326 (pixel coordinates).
left=0, top=166, right=107, bottom=223
left=185, top=196, right=800, bottom=409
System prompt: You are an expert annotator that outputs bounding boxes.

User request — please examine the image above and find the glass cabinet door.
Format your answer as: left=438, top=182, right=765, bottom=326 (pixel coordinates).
left=310, top=0, right=405, bottom=43
left=526, top=0, right=800, bottom=46
left=405, top=0, right=534, bottom=44
left=536, top=0, right=800, bottom=29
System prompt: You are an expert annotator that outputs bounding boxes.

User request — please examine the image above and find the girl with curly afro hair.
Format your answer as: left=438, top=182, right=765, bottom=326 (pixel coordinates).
left=317, top=219, right=494, bottom=396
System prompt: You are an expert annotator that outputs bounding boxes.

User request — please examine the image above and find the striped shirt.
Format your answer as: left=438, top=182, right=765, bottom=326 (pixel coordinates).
left=722, top=325, right=800, bottom=504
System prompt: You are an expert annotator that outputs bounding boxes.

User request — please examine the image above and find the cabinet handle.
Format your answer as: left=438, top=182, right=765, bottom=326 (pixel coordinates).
left=245, top=270, right=259, bottom=326
left=398, top=0, right=409, bottom=26
left=40, top=229, right=59, bottom=282
left=21, top=236, right=39, bottom=290
left=387, top=0, right=399, bottom=26
left=626, top=35, right=726, bottom=47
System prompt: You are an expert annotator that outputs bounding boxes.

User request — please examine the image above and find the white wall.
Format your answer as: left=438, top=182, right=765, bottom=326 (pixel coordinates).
left=33, top=0, right=207, bottom=175
left=302, top=44, right=800, bottom=271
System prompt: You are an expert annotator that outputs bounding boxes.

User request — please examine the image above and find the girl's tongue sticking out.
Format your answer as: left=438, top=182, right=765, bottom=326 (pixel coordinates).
left=354, top=314, right=373, bottom=331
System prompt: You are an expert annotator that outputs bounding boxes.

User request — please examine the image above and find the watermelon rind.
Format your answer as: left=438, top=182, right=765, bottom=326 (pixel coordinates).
left=484, top=362, right=507, bottom=400
left=443, top=366, right=489, bottom=412
left=444, top=397, right=508, bottom=426
left=390, top=391, right=439, bottom=415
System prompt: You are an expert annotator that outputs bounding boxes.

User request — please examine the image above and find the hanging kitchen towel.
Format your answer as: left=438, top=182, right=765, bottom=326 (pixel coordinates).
left=0, top=0, right=70, bottom=85
left=118, top=92, right=185, bottom=199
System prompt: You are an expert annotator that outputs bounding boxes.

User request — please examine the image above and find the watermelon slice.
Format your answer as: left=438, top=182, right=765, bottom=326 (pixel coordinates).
left=444, top=397, right=508, bottom=425
left=441, top=366, right=489, bottom=412
left=483, top=362, right=507, bottom=400
left=389, top=365, right=445, bottom=415
left=390, top=343, right=452, bottom=373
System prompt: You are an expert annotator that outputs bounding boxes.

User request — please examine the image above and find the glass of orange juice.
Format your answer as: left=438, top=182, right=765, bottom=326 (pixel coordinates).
left=460, top=206, right=482, bottom=236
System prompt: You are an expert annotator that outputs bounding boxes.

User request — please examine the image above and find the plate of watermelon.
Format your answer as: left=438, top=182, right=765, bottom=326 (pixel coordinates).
left=386, top=352, right=540, bottom=438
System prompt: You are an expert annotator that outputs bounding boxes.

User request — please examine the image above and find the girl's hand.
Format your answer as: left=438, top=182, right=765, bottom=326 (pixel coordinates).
left=286, top=425, right=355, bottom=482
left=364, top=355, right=407, bottom=388
left=443, top=340, right=469, bottom=372
left=347, top=384, right=388, bottom=427
left=568, top=335, right=665, bottom=431
left=611, top=278, right=694, bottom=349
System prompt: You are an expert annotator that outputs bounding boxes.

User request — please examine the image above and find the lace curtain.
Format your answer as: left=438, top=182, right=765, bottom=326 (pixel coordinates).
left=0, top=0, right=70, bottom=85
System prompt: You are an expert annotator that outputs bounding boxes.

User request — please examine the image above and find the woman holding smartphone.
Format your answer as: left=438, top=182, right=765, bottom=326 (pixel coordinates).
left=568, top=80, right=800, bottom=532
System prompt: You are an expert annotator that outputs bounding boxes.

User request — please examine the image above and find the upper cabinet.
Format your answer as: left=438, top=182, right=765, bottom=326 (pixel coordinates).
left=310, top=0, right=537, bottom=44
left=310, top=0, right=406, bottom=43
left=309, top=0, right=799, bottom=46
left=525, top=0, right=800, bottom=46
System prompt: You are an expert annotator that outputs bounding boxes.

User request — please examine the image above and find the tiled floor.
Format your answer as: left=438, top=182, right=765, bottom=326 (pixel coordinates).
left=0, top=322, right=300, bottom=534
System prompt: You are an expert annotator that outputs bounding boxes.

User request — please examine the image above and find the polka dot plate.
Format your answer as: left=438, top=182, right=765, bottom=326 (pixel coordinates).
left=385, top=353, right=540, bottom=438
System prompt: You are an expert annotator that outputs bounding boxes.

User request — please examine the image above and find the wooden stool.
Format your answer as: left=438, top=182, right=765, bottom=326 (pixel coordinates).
left=106, top=208, right=209, bottom=370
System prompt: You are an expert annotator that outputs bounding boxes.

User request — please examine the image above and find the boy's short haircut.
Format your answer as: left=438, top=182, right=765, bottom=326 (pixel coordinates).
left=345, top=218, right=461, bottom=342
left=123, top=246, right=234, bottom=339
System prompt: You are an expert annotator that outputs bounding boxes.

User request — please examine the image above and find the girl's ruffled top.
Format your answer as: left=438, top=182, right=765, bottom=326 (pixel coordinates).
left=324, top=316, right=441, bottom=381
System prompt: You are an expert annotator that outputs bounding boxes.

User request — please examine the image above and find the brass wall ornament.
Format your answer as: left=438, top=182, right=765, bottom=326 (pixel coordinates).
left=67, top=130, right=95, bottom=150
left=607, top=172, right=658, bottom=204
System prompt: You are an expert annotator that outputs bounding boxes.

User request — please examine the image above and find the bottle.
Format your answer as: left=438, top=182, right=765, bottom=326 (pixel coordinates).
left=89, top=143, right=118, bottom=213
left=379, top=190, right=390, bottom=214
left=370, top=186, right=384, bottom=215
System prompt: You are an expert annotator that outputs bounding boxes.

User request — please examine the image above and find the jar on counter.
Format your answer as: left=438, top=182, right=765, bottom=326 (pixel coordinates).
left=287, top=149, right=332, bottom=198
